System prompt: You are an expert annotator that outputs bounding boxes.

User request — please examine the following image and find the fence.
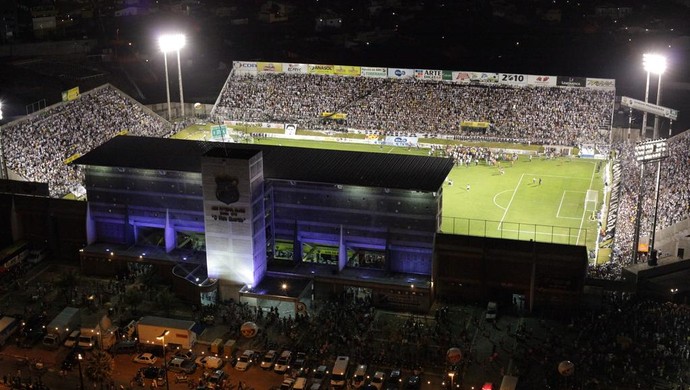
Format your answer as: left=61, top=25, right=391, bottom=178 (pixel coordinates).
left=440, top=217, right=594, bottom=247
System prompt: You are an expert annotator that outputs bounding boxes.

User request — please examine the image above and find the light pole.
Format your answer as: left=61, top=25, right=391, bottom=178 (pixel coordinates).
left=158, top=34, right=186, bottom=120
left=77, top=353, right=85, bottom=390
left=641, top=53, right=667, bottom=139
left=156, top=330, right=170, bottom=390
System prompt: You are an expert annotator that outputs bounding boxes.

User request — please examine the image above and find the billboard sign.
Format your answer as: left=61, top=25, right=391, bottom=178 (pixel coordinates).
left=621, top=96, right=678, bottom=121
left=414, top=69, right=443, bottom=81
left=257, top=62, right=283, bottom=73
left=527, top=75, right=557, bottom=87
left=556, top=76, right=586, bottom=87
left=586, top=78, right=616, bottom=90
left=234, top=61, right=258, bottom=75
left=469, top=72, right=498, bottom=83
left=308, top=64, right=335, bottom=75
left=284, top=63, right=307, bottom=74
left=361, top=66, right=387, bottom=78
left=385, top=136, right=418, bottom=146
left=333, top=65, right=361, bottom=77
left=451, top=71, right=472, bottom=83
left=388, top=68, right=414, bottom=79
left=498, top=73, right=528, bottom=85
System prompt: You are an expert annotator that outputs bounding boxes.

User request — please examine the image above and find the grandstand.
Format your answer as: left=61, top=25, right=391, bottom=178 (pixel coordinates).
left=0, top=84, right=172, bottom=197
left=3, top=60, right=690, bottom=284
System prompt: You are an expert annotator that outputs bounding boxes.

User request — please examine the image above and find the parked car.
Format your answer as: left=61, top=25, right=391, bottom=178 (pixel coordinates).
left=293, top=352, right=308, bottom=374
left=133, top=353, right=158, bottom=365
left=112, top=340, right=138, bottom=354
left=206, top=369, right=226, bottom=389
left=371, top=371, right=386, bottom=390
left=312, top=365, right=328, bottom=385
left=167, top=357, right=196, bottom=374
left=174, top=350, right=196, bottom=361
left=385, top=369, right=402, bottom=390
left=352, top=365, right=368, bottom=388
left=280, top=378, right=296, bottom=390
left=274, top=350, right=292, bottom=374
left=486, top=302, right=497, bottom=321
left=261, top=350, right=278, bottom=369
left=235, top=349, right=255, bottom=371
left=404, top=375, right=421, bottom=389
left=196, top=355, right=224, bottom=369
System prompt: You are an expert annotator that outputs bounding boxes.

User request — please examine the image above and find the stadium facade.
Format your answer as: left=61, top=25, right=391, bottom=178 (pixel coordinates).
left=74, top=136, right=454, bottom=312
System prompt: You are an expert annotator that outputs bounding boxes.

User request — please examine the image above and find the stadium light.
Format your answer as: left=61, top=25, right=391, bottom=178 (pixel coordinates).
left=158, top=33, right=186, bottom=120
left=641, top=54, right=666, bottom=139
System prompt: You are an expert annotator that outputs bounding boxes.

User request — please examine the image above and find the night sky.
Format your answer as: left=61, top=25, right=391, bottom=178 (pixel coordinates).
left=1, top=0, right=689, bottom=132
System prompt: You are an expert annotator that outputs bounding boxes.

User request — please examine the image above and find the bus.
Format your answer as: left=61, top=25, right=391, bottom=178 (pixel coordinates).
left=0, top=240, right=29, bottom=274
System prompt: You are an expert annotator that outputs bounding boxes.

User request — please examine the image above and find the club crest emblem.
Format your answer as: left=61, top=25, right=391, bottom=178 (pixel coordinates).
left=215, top=176, right=239, bottom=205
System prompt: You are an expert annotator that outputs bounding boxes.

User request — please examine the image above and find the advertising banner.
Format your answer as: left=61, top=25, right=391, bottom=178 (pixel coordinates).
left=414, top=69, right=443, bottom=81
left=333, top=65, right=361, bottom=77
left=284, top=63, right=308, bottom=74
left=388, top=68, right=414, bottom=79
left=321, top=112, right=348, bottom=120
left=234, top=61, right=258, bottom=75
left=556, top=76, right=586, bottom=87
left=308, top=64, right=335, bottom=75
left=385, top=136, right=418, bottom=146
left=621, top=96, right=678, bottom=120
left=527, top=75, right=557, bottom=87
left=461, top=121, right=490, bottom=128
left=498, top=73, right=528, bottom=85
left=361, top=67, right=388, bottom=78
left=257, top=62, right=283, bottom=73
left=61, top=87, right=80, bottom=102
left=442, top=70, right=453, bottom=81
left=586, top=78, right=616, bottom=90
left=451, top=71, right=472, bottom=83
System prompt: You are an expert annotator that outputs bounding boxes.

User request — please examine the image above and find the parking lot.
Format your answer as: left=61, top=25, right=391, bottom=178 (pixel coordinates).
left=0, top=261, right=556, bottom=390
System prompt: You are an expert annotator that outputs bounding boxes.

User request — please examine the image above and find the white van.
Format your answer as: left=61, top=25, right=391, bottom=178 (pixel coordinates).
left=64, top=330, right=80, bottom=348
left=330, top=356, right=349, bottom=389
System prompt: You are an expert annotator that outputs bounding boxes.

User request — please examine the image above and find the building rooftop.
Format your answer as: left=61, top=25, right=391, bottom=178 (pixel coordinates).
left=75, top=136, right=453, bottom=192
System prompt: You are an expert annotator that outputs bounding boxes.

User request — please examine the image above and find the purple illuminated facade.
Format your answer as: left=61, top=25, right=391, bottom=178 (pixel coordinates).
left=76, top=137, right=453, bottom=309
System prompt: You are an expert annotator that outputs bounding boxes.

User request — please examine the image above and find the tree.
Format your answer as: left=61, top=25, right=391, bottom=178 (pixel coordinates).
left=122, top=288, right=144, bottom=315
left=155, top=288, right=176, bottom=317
left=84, top=350, right=114, bottom=390
left=54, top=270, right=79, bottom=305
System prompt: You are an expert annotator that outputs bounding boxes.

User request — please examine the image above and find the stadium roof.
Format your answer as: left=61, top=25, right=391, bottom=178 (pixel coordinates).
left=74, top=136, right=454, bottom=192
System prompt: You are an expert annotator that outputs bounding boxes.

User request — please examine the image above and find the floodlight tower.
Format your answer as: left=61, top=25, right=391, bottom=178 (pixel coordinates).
left=158, top=34, right=186, bottom=120
left=641, top=54, right=666, bottom=139
left=632, top=139, right=668, bottom=265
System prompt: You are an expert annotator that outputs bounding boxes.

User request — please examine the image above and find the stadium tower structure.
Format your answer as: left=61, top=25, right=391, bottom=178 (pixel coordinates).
left=74, top=136, right=453, bottom=312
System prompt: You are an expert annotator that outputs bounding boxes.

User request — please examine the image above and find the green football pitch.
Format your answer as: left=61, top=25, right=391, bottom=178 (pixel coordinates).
left=174, top=125, right=604, bottom=250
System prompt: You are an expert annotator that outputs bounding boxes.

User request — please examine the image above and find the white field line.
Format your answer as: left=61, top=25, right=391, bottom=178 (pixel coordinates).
left=493, top=189, right=512, bottom=211
left=557, top=191, right=587, bottom=219
left=576, top=163, right=598, bottom=245
left=498, top=173, right=524, bottom=230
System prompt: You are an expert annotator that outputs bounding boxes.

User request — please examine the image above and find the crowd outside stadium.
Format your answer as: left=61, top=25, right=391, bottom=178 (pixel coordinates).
left=214, top=73, right=615, bottom=146
left=0, top=85, right=171, bottom=197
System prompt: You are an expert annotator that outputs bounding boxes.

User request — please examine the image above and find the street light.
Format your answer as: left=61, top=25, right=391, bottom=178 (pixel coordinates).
left=449, top=372, right=455, bottom=388
left=156, top=330, right=171, bottom=390
left=77, top=353, right=85, bottom=390
left=641, top=53, right=667, bottom=139
left=158, top=34, right=186, bottom=120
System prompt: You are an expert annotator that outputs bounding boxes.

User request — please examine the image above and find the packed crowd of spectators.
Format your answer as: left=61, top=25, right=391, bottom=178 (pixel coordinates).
left=214, top=73, right=615, bottom=146
left=1, top=85, right=171, bottom=197
left=589, top=131, right=690, bottom=279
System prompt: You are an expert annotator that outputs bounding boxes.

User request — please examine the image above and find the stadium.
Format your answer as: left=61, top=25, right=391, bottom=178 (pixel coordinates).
left=1, top=60, right=688, bottom=313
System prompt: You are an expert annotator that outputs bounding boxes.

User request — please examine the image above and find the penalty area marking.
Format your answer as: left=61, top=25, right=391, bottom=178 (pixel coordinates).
left=556, top=191, right=586, bottom=220
left=492, top=190, right=513, bottom=211
left=498, top=173, right=525, bottom=230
